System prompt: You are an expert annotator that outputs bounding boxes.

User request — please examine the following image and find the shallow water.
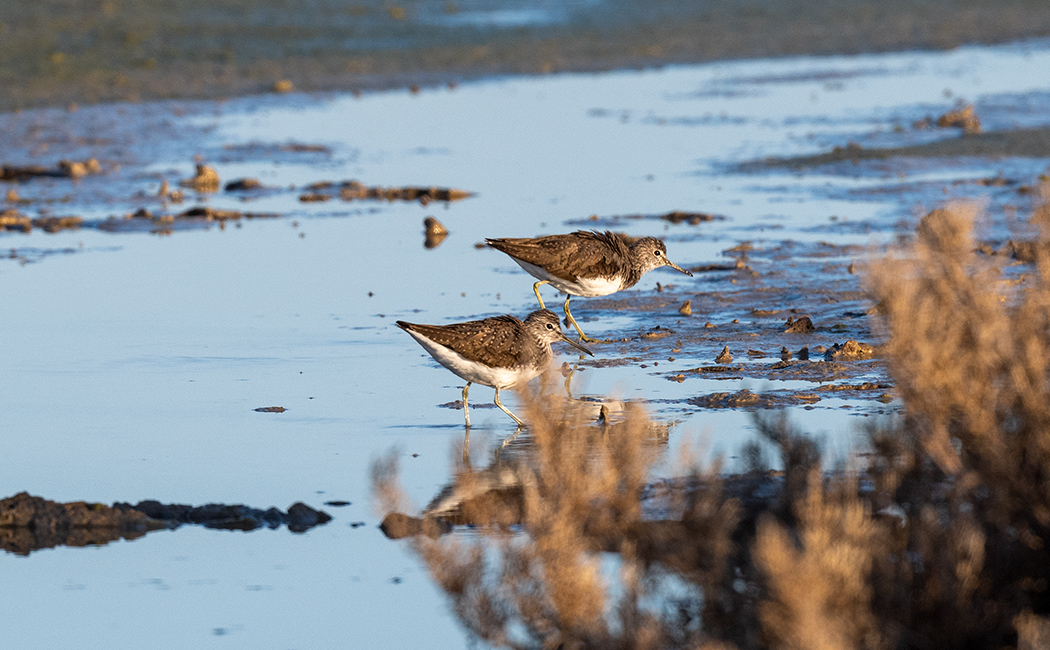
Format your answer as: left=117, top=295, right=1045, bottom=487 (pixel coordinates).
left=2, top=40, right=1049, bottom=647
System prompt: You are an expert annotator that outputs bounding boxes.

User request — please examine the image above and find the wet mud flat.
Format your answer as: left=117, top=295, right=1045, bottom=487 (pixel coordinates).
left=7, top=0, right=1050, bottom=112
left=555, top=233, right=889, bottom=414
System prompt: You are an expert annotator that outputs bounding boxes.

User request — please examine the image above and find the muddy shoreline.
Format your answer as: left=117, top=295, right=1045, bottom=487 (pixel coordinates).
left=7, top=0, right=1050, bottom=112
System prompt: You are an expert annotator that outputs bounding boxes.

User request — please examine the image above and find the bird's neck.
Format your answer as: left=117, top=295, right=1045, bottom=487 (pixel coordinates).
left=622, top=250, right=648, bottom=289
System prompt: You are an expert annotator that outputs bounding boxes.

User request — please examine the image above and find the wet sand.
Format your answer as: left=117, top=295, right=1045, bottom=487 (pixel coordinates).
left=7, top=0, right=1050, bottom=112
left=752, top=126, right=1050, bottom=168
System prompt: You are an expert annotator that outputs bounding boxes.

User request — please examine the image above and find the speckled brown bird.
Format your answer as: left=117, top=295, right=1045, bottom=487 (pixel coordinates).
left=486, top=230, right=693, bottom=341
left=397, top=309, right=592, bottom=427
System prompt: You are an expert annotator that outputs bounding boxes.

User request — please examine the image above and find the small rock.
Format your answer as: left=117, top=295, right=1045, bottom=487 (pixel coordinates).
left=797, top=346, right=809, bottom=360
left=181, top=164, right=220, bottom=192
left=32, top=216, right=83, bottom=233
left=936, top=103, right=981, bottom=134
left=0, top=209, right=32, bottom=232
left=690, top=389, right=763, bottom=409
left=715, top=346, right=733, bottom=363
left=780, top=346, right=792, bottom=361
left=784, top=316, right=815, bottom=333
left=273, top=79, right=294, bottom=93
left=225, top=178, right=263, bottom=192
left=379, top=512, right=451, bottom=539
left=823, top=340, right=876, bottom=361
left=678, top=300, right=692, bottom=316
left=254, top=406, right=286, bottom=413
left=424, top=216, right=448, bottom=249
left=286, top=502, right=333, bottom=532
left=59, top=160, right=89, bottom=178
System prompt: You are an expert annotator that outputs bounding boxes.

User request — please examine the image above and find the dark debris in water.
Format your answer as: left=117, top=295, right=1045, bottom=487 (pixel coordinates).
left=0, top=148, right=473, bottom=248
left=1, top=158, right=102, bottom=181
left=688, top=388, right=821, bottom=409
left=570, top=209, right=726, bottom=228
left=0, top=492, right=331, bottom=555
left=299, top=180, right=474, bottom=206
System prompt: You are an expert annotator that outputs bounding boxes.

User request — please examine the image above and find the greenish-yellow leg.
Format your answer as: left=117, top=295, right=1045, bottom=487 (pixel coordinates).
left=564, top=295, right=598, bottom=343
left=462, top=382, right=471, bottom=428
left=532, top=280, right=550, bottom=309
left=493, top=387, right=525, bottom=427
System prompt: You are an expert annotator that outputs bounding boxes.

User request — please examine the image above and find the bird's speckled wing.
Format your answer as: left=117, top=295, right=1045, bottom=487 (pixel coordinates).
left=397, top=315, right=530, bottom=369
left=487, top=231, right=630, bottom=283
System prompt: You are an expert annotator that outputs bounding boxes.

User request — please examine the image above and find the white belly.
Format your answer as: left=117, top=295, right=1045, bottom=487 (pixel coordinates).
left=513, top=259, right=625, bottom=297
left=406, top=330, right=544, bottom=389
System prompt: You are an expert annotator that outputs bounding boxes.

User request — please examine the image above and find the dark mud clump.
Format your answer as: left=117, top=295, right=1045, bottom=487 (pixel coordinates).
left=660, top=210, right=722, bottom=225
left=688, top=389, right=822, bottom=409
left=0, top=492, right=164, bottom=555
left=935, top=102, right=982, bottom=134
left=130, top=499, right=332, bottom=532
left=337, top=181, right=473, bottom=205
left=784, top=315, right=815, bottom=333
left=569, top=210, right=725, bottom=229
left=2, top=211, right=85, bottom=235
left=224, top=177, right=264, bottom=192
left=290, top=180, right=473, bottom=205
left=691, top=388, right=764, bottom=408
left=823, top=339, right=876, bottom=361
left=97, top=206, right=279, bottom=234
left=1, top=158, right=102, bottom=180
left=0, top=209, right=33, bottom=233
left=0, top=492, right=332, bottom=555
left=32, top=215, right=84, bottom=233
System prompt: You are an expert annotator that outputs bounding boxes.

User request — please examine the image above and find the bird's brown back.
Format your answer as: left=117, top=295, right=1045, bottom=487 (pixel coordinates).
left=397, top=315, right=537, bottom=369
left=486, top=230, right=632, bottom=284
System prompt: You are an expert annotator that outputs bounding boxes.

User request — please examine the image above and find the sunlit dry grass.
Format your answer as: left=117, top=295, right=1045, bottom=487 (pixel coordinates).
left=374, top=182, right=1050, bottom=649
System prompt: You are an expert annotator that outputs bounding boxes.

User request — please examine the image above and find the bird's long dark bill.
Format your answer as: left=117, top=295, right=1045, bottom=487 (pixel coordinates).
left=560, top=334, right=594, bottom=356
left=666, top=259, right=693, bottom=277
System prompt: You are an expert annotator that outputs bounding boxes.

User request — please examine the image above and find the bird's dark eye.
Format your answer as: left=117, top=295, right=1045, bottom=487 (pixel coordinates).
left=654, top=250, right=663, bottom=256
left=546, top=323, right=554, bottom=330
